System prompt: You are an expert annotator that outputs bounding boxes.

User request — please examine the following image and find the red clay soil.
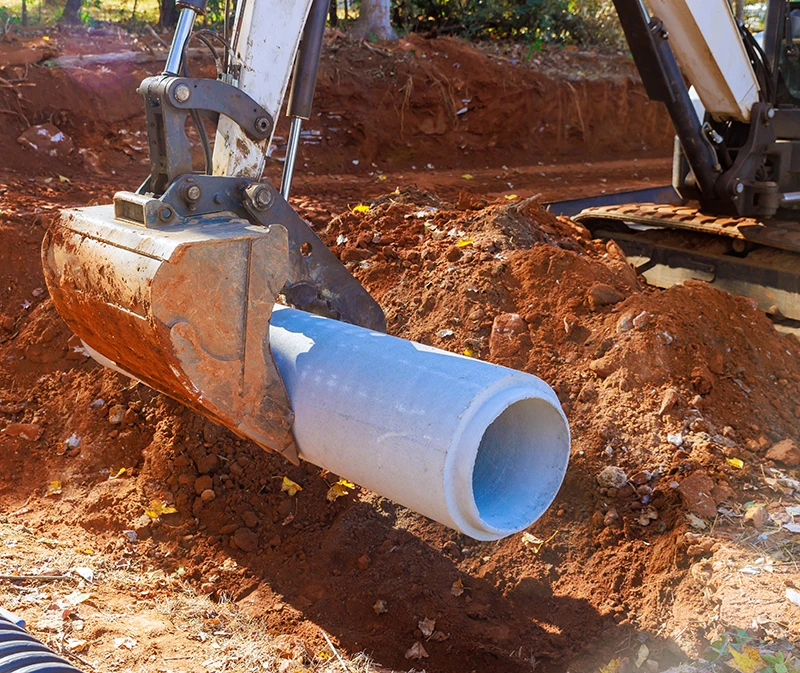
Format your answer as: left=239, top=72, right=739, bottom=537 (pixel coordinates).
left=2, top=25, right=799, bottom=673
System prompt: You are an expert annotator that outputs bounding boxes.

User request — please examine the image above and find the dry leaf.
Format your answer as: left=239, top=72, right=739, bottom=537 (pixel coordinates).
left=418, top=617, right=435, bottom=637
left=73, top=567, right=94, bottom=583
left=461, top=173, right=474, bottom=180
left=281, top=476, right=302, bottom=496
left=66, top=638, right=87, bottom=652
left=144, top=500, right=177, bottom=519
left=113, top=636, right=137, bottom=650
left=451, top=578, right=464, bottom=596
left=635, top=644, right=649, bottom=668
left=463, top=348, right=474, bottom=357
left=726, top=457, right=744, bottom=469
left=46, top=481, right=62, bottom=497
left=599, top=659, right=621, bottom=673
left=327, top=478, right=355, bottom=502
left=404, top=641, right=429, bottom=660
left=504, top=194, right=518, bottom=200
left=728, top=645, right=764, bottom=673
left=456, top=238, right=473, bottom=248
left=351, top=204, right=370, bottom=213
left=373, top=599, right=388, bottom=615
left=109, top=467, right=127, bottom=479
left=58, top=175, right=70, bottom=183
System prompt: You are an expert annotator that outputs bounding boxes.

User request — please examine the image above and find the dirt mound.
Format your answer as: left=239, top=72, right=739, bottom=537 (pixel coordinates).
left=2, top=180, right=800, bottom=672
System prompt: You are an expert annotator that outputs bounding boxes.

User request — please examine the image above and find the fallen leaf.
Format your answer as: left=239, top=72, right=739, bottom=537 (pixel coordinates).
left=377, top=175, right=387, bottom=181
left=113, top=636, right=137, bottom=650
left=786, top=506, right=800, bottom=517
left=109, top=467, right=127, bottom=479
left=686, top=513, right=708, bottom=530
left=418, top=617, right=435, bottom=637
left=728, top=644, right=764, bottom=673
left=351, top=204, right=370, bottom=213
left=726, top=457, right=744, bottom=469
left=784, top=522, right=800, bottom=533
left=786, top=587, right=800, bottom=606
left=327, top=478, right=354, bottom=502
left=57, top=590, right=91, bottom=608
left=372, top=599, right=388, bottom=615
left=463, top=348, right=474, bottom=357
left=456, top=238, right=473, bottom=248
left=73, top=567, right=93, bottom=583
left=451, top=578, right=464, bottom=596
left=144, top=500, right=177, bottom=519
left=522, top=532, right=544, bottom=551
left=461, top=173, right=474, bottom=180
left=46, top=481, right=62, bottom=497
left=66, top=638, right=87, bottom=652
left=635, top=644, right=649, bottom=668
left=504, top=194, right=518, bottom=200
left=599, top=659, right=621, bottom=673
left=58, top=175, right=70, bottom=183
left=281, top=477, right=302, bottom=497
left=404, top=641, right=429, bottom=660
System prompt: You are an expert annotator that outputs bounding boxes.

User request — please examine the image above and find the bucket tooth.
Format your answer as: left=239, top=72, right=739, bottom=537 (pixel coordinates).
left=42, top=203, right=299, bottom=462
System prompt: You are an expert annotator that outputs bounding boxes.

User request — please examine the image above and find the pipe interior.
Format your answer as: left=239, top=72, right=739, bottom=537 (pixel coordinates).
left=472, top=398, right=567, bottom=533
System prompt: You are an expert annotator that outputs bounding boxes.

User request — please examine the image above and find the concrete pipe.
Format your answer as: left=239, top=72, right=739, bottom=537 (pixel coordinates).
left=270, top=306, right=570, bottom=541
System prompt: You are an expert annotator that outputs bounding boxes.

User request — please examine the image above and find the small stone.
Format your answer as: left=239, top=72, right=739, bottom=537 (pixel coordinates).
left=232, top=527, right=259, bottom=553
left=356, top=554, right=371, bottom=570
left=200, top=489, right=216, bottom=502
left=194, top=475, right=213, bottom=495
left=667, top=433, right=684, bottom=447
left=17, top=123, right=74, bottom=158
left=489, top=313, right=528, bottom=359
left=241, top=511, right=258, bottom=528
left=108, top=404, right=126, bottom=425
left=691, top=365, right=715, bottom=394
left=658, top=388, right=680, bottom=415
left=597, top=466, right=627, bottom=489
left=677, top=471, right=718, bottom=519
left=766, top=439, right=800, bottom=467
left=445, top=245, right=462, bottom=262
left=123, top=530, right=138, bottom=543
left=340, top=247, right=373, bottom=263
left=629, top=470, right=651, bottom=486
left=196, top=453, right=219, bottom=474
left=632, top=311, right=650, bottom=329
left=603, top=508, right=620, bottom=527
left=743, top=505, right=769, bottom=529
left=587, top=283, right=624, bottom=310
left=219, top=523, right=238, bottom=535
left=4, top=422, right=42, bottom=441
left=616, top=313, right=634, bottom=333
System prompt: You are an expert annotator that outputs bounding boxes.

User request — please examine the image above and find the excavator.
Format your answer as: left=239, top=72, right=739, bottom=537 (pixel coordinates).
left=555, top=0, right=800, bottom=332
left=37, top=0, right=800, bottom=539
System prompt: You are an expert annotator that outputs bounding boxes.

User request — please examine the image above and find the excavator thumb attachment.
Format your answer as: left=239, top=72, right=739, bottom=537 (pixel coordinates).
left=42, top=183, right=385, bottom=464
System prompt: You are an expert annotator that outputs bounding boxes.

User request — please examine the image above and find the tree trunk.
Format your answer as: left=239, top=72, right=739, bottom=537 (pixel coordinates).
left=329, top=0, right=338, bottom=27
left=60, top=0, right=82, bottom=23
left=350, top=0, right=396, bottom=40
left=160, top=0, right=179, bottom=28
left=736, top=0, right=745, bottom=23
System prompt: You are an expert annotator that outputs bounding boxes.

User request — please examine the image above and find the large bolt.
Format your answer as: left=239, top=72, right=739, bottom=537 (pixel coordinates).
left=255, top=116, right=271, bottom=134
left=158, top=206, right=173, bottom=222
left=246, top=184, right=274, bottom=211
left=174, top=84, right=191, bottom=103
left=184, top=183, right=202, bottom=202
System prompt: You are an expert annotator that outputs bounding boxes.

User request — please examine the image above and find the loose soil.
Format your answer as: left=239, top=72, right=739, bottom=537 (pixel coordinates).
left=1, top=24, right=799, bottom=673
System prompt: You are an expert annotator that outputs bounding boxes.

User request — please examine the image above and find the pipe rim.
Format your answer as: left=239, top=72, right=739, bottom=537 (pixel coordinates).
left=443, top=376, right=570, bottom=541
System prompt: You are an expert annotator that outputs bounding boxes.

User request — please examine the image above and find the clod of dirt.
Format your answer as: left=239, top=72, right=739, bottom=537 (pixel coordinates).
left=17, top=123, right=74, bottom=158
left=766, top=439, right=800, bottom=467
left=677, top=471, right=718, bottom=519
left=3, top=422, right=42, bottom=441
left=587, top=282, right=624, bottom=310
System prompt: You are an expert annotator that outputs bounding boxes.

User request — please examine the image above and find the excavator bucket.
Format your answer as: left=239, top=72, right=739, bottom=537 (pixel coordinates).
left=42, top=184, right=385, bottom=464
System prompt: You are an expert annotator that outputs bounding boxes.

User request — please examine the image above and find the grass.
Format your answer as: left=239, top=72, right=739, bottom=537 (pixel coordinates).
left=0, top=0, right=160, bottom=27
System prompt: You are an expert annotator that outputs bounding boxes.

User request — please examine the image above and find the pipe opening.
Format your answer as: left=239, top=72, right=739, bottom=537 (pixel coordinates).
left=472, top=398, right=568, bottom=534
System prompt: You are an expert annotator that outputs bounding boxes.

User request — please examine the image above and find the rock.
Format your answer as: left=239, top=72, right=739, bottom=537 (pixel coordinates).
left=587, top=283, right=624, bottom=310
left=691, top=365, right=715, bottom=395
left=577, top=380, right=597, bottom=403
left=200, top=489, right=216, bottom=502
left=445, top=245, right=462, bottom=262
left=17, top=123, right=74, bottom=158
left=4, top=422, right=42, bottom=441
left=219, top=523, right=238, bottom=535
left=194, top=475, right=213, bottom=495
left=743, top=505, right=769, bottom=529
left=603, top=508, right=620, bottom=527
left=341, top=247, right=373, bottom=263
left=196, top=453, right=219, bottom=474
left=616, top=313, right=634, bottom=333
left=108, top=404, right=126, bottom=425
left=233, top=527, right=259, bottom=552
left=677, top=471, right=718, bottom=519
left=241, top=510, right=259, bottom=528
left=711, top=481, right=735, bottom=504
left=629, top=470, right=651, bottom=486
left=589, top=353, right=620, bottom=379
left=489, top=313, right=529, bottom=359
left=597, top=466, right=627, bottom=489
left=766, top=439, right=800, bottom=467
left=658, top=388, right=680, bottom=415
